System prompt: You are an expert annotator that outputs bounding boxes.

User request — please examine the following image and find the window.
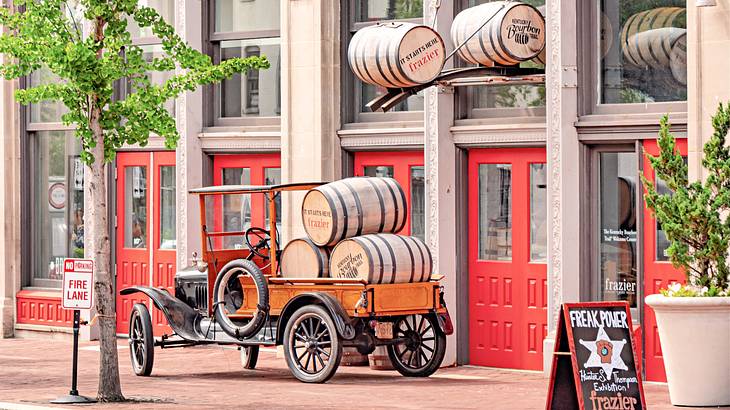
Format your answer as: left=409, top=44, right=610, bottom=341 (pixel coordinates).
left=30, top=131, right=84, bottom=288
left=211, top=0, right=281, bottom=123
left=458, top=0, right=546, bottom=118
left=345, top=1, right=424, bottom=122
left=599, top=1, right=686, bottom=104
left=478, top=164, right=512, bottom=261
left=530, top=163, right=547, bottom=262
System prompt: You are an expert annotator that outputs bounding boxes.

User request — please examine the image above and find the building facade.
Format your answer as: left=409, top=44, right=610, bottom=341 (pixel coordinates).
left=1, top=0, right=728, bottom=383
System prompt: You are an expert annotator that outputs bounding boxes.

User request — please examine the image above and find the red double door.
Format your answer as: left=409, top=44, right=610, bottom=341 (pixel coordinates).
left=116, top=151, right=177, bottom=335
left=468, top=148, right=548, bottom=371
left=642, top=139, right=687, bottom=382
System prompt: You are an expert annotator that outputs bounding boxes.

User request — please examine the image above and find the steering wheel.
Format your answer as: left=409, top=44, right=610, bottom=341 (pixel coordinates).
left=244, top=227, right=271, bottom=259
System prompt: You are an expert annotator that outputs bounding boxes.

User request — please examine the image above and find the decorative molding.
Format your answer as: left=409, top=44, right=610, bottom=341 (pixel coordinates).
left=547, top=0, right=562, bottom=333
left=199, top=132, right=281, bottom=152
left=175, top=0, right=188, bottom=270
left=425, top=88, right=440, bottom=272
left=451, top=124, right=546, bottom=147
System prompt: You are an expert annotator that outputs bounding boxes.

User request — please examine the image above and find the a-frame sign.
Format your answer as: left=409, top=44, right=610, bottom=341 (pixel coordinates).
left=546, top=302, right=646, bottom=410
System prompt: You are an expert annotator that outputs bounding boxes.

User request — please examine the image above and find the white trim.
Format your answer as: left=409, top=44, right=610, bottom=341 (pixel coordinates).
left=338, top=127, right=424, bottom=150
left=451, top=123, right=547, bottom=147
left=14, top=323, right=73, bottom=333
left=199, top=131, right=281, bottom=152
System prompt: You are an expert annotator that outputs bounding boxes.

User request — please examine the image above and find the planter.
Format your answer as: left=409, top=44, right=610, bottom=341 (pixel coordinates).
left=645, top=294, right=730, bottom=407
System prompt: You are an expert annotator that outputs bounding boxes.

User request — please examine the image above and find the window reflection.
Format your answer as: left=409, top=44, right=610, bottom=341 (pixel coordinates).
left=124, top=167, right=147, bottom=249
left=221, top=168, right=251, bottom=249
left=220, top=38, right=281, bottom=117
left=410, top=166, right=425, bottom=241
left=215, top=0, right=280, bottom=32
left=264, top=168, right=282, bottom=233
left=599, top=152, right=638, bottom=307
left=363, top=165, right=394, bottom=178
left=478, top=164, right=512, bottom=261
left=159, top=166, right=176, bottom=250
left=354, top=0, right=423, bottom=22
left=32, top=131, right=84, bottom=287
left=530, top=164, right=547, bottom=262
left=601, top=1, right=687, bottom=104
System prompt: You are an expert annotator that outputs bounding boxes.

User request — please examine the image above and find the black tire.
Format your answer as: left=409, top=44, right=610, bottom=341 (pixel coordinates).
left=387, top=314, right=446, bottom=377
left=129, top=303, right=154, bottom=376
left=213, top=259, right=269, bottom=339
left=240, top=346, right=260, bottom=370
left=283, top=305, right=342, bottom=383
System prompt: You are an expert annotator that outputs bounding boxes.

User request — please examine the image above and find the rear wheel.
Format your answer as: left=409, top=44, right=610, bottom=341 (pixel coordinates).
left=129, top=303, right=154, bottom=376
left=240, top=346, right=260, bottom=370
left=387, top=314, right=445, bottom=377
left=283, top=305, right=342, bottom=383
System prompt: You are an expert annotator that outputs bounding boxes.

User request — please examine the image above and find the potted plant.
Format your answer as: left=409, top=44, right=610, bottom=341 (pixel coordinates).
left=642, top=103, right=730, bottom=407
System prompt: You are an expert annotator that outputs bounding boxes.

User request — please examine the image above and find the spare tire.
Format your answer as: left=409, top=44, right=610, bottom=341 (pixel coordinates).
left=213, top=259, right=269, bottom=339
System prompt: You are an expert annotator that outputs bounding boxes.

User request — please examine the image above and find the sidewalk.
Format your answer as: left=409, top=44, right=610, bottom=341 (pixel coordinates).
left=0, top=337, right=715, bottom=410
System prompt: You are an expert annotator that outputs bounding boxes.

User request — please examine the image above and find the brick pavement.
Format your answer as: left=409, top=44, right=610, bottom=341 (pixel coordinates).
left=0, top=337, right=720, bottom=410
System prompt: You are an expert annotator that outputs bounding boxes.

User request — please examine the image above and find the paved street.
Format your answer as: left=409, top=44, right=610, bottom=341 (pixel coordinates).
left=0, top=337, right=719, bottom=410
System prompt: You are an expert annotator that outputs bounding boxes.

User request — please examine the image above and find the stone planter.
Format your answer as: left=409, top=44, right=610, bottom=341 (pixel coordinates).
left=645, top=294, right=730, bottom=407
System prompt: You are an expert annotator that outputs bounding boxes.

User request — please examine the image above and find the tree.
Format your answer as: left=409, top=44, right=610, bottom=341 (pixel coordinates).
left=0, top=0, right=269, bottom=401
left=642, top=104, right=730, bottom=296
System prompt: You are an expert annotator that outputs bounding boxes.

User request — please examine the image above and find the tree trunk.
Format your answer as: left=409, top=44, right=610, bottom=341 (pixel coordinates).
left=88, top=105, right=124, bottom=402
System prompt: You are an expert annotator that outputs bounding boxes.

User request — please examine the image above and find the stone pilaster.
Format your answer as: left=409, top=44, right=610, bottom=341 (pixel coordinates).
left=424, top=0, right=457, bottom=366
left=176, top=0, right=205, bottom=267
left=0, top=69, right=20, bottom=338
left=544, top=0, right=581, bottom=374
left=280, top=0, right=341, bottom=243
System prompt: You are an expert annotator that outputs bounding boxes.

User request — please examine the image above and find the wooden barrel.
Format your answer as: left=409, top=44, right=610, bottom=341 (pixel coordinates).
left=531, top=5, right=546, bottom=65
left=280, top=238, right=330, bottom=278
left=368, top=346, right=394, bottom=370
left=302, top=177, right=407, bottom=247
left=670, top=32, right=687, bottom=85
left=620, top=7, right=685, bottom=47
left=348, top=22, right=445, bottom=88
left=622, top=27, right=686, bottom=69
left=451, top=1, right=545, bottom=67
left=341, top=347, right=369, bottom=366
left=329, top=233, right=432, bottom=284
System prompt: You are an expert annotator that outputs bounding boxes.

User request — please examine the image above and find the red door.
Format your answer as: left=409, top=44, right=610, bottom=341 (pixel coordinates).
left=353, top=151, right=425, bottom=239
left=642, top=139, right=687, bottom=382
left=213, top=153, right=282, bottom=232
left=468, top=148, right=548, bottom=370
left=116, top=152, right=177, bottom=335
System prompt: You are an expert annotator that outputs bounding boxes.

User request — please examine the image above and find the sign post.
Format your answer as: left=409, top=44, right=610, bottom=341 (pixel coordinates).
left=51, top=258, right=97, bottom=404
left=546, top=302, right=646, bottom=410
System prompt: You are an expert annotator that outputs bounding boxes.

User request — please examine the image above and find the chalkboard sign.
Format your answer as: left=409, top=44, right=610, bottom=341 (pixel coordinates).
left=546, top=302, right=646, bottom=410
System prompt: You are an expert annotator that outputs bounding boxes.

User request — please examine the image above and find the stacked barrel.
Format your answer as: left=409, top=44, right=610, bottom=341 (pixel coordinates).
left=279, top=177, right=432, bottom=284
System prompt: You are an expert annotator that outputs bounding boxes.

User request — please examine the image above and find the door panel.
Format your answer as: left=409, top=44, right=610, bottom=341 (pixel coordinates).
left=116, top=151, right=177, bottom=335
left=152, top=152, right=176, bottom=335
left=468, top=148, right=547, bottom=371
left=116, top=153, right=152, bottom=334
left=353, top=151, right=425, bottom=240
left=642, top=139, right=687, bottom=382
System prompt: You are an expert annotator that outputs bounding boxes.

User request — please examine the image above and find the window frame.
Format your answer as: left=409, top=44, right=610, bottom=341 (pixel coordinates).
left=207, top=0, right=281, bottom=127
left=581, top=0, right=688, bottom=118
left=341, top=1, right=425, bottom=125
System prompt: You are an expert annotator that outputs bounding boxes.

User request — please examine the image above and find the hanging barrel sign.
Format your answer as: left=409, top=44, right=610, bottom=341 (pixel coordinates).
left=280, top=238, right=331, bottom=278
left=302, top=177, right=407, bottom=247
left=329, top=233, right=433, bottom=284
left=347, top=22, right=445, bottom=88
left=451, top=1, right=545, bottom=67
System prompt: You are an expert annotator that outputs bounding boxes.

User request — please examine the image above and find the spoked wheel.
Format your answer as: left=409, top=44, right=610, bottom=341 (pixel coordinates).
left=283, top=305, right=342, bottom=383
left=129, top=303, right=154, bottom=376
left=240, top=346, right=260, bottom=370
left=387, top=313, right=446, bottom=377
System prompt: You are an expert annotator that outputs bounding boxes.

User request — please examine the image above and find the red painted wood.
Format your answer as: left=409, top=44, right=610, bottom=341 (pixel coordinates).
left=15, top=290, right=73, bottom=327
left=116, top=152, right=152, bottom=334
left=353, top=151, right=424, bottom=236
left=151, top=152, right=177, bottom=336
left=642, top=138, right=687, bottom=382
left=468, top=148, right=547, bottom=370
left=213, top=153, right=281, bottom=234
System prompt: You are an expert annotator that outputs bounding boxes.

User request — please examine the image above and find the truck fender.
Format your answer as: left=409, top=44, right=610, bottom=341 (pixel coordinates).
left=119, top=286, right=201, bottom=341
left=276, top=292, right=356, bottom=344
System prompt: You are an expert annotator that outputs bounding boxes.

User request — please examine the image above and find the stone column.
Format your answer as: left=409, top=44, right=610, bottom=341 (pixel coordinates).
left=280, top=0, right=341, bottom=242
left=544, top=0, right=581, bottom=374
left=0, top=71, right=20, bottom=338
left=424, top=0, right=457, bottom=366
left=175, top=0, right=205, bottom=268
left=688, top=2, right=730, bottom=181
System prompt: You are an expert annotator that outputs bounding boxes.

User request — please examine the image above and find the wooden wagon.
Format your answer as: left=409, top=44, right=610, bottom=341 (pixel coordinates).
left=121, top=182, right=452, bottom=383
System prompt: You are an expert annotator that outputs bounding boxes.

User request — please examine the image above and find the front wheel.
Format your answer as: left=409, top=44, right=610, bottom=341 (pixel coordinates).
left=283, top=305, right=342, bottom=383
left=387, top=314, right=446, bottom=377
left=240, top=346, right=260, bottom=370
left=129, top=303, right=155, bottom=376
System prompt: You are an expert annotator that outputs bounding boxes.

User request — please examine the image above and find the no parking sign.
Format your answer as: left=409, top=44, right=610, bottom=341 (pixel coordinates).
left=62, top=258, right=94, bottom=310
